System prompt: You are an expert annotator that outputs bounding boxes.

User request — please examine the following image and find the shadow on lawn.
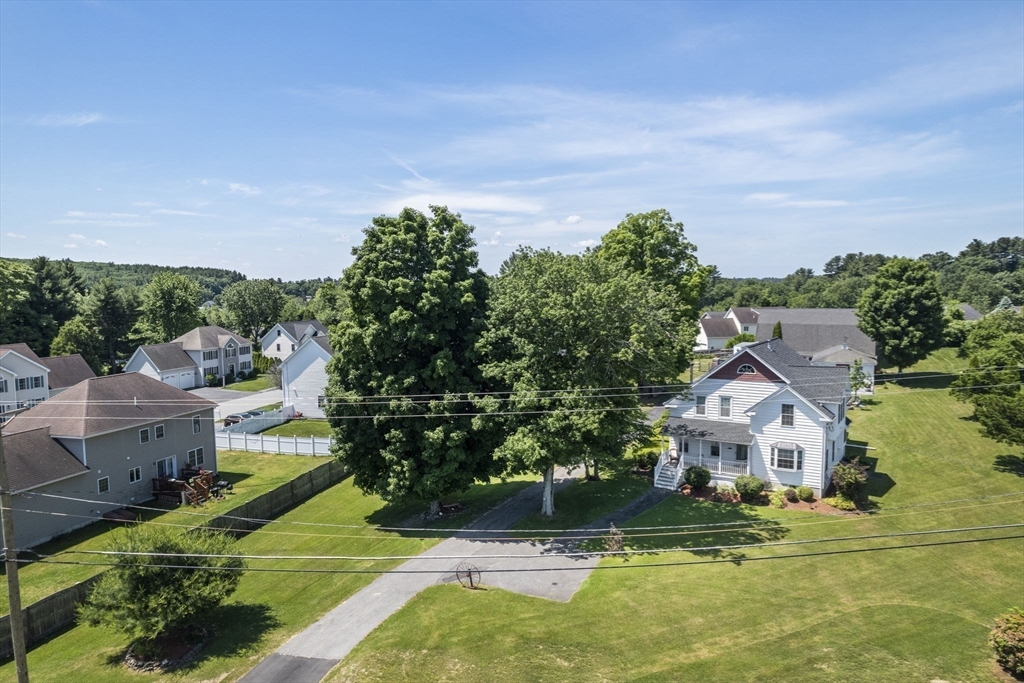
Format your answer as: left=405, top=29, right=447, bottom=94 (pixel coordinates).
left=994, top=454, right=1024, bottom=478
left=877, top=372, right=957, bottom=390
left=363, top=478, right=537, bottom=533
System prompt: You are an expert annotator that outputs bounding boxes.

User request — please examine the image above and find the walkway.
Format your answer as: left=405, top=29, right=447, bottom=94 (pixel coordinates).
left=239, top=472, right=670, bottom=683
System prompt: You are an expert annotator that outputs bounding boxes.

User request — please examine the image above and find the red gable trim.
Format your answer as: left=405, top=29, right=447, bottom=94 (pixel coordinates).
left=704, top=351, right=784, bottom=384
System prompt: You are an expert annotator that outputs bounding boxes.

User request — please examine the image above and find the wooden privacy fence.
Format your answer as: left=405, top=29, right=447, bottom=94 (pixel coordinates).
left=216, top=431, right=333, bottom=456
left=0, top=459, right=348, bottom=659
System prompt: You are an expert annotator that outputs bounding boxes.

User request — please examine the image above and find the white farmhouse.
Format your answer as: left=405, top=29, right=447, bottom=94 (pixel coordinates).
left=280, top=335, right=333, bottom=418
left=261, top=320, right=328, bottom=362
left=657, top=338, right=850, bottom=496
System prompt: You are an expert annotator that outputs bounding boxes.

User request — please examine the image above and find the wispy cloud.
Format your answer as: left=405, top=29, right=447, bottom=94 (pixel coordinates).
left=63, top=243, right=78, bottom=248
left=743, top=193, right=850, bottom=208
left=386, top=192, right=542, bottom=215
left=573, top=239, right=598, bottom=248
left=561, top=215, right=582, bottom=225
left=5, top=232, right=27, bottom=239
left=29, top=112, right=106, bottom=127
left=51, top=211, right=153, bottom=228
left=229, top=182, right=262, bottom=196
left=481, top=230, right=503, bottom=246
left=64, top=232, right=109, bottom=248
left=152, top=209, right=217, bottom=217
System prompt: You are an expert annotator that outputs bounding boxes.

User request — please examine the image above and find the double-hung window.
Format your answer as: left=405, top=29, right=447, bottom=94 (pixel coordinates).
left=139, top=427, right=150, bottom=444
left=695, top=396, right=706, bottom=416
left=771, top=447, right=803, bottom=471
left=719, top=396, right=731, bottom=418
left=192, top=415, right=202, bottom=434
left=781, top=404, right=794, bottom=427
left=317, top=396, right=326, bottom=408
left=735, top=444, right=749, bottom=461
left=188, top=447, right=205, bottom=467
left=129, top=466, right=142, bottom=484
left=16, top=378, right=27, bottom=391
left=155, top=424, right=165, bottom=440
left=710, top=442, right=720, bottom=458
left=0, top=379, right=6, bottom=393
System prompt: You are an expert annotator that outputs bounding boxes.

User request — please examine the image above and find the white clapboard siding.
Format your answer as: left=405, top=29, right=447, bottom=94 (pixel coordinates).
left=671, top=378, right=781, bottom=422
left=281, top=340, right=331, bottom=419
left=749, top=388, right=827, bottom=492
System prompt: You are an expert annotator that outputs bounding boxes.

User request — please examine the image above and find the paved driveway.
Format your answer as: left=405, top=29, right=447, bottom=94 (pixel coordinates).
left=188, top=387, right=282, bottom=428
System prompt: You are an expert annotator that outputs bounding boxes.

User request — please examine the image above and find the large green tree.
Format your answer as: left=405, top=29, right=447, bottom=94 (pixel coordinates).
left=479, top=248, right=686, bottom=515
left=0, top=259, right=41, bottom=348
left=597, top=209, right=707, bottom=386
left=84, top=278, right=141, bottom=371
left=139, top=271, right=202, bottom=343
left=220, top=279, right=286, bottom=340
left=28, top=256, right=85, bottom=350
left=50, top=315, right=105, bottom=373
left=856, top=258, right=945, bottom=372
left=326, top=206, right=494, bottom=514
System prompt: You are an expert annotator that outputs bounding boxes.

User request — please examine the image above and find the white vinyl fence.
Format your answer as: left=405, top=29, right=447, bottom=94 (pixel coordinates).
left=216, top=431, right=334, bottom=456
left=222, top=407, right=292, bottom=434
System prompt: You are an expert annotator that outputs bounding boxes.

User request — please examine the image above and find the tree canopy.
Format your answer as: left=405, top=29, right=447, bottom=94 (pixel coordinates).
left=139, top=271, right=202, bottom=343
left=84, top=278, right=141, bottom=371
left=220, top=279, right=286, bottom=341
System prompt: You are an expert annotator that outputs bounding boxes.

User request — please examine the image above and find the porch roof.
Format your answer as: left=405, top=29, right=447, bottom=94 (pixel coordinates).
left=661, top=417, right=754, bottom=445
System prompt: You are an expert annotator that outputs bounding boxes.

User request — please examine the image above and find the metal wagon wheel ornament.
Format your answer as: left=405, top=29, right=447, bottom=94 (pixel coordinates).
left=455, top=562, right=482, bottom=589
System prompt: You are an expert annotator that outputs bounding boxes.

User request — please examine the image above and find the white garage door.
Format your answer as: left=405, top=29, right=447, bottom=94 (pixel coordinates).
left=161, top=374, right=180, bottom=388
left=179, top=372, right=195, bottom=389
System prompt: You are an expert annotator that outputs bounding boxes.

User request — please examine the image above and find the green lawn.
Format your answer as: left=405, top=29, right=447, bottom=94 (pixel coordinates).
left=260, top=418, right=333, bottom=438
left=328, top=383, right=1024, bottom=681
left=0, top=475, right=538, bottom=682
left=224, top=375, right=275, bottom=392
left=0, top=451, right=321, bottom=614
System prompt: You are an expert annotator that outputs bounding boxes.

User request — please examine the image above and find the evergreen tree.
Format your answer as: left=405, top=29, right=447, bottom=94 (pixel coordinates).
left=85, top=278, right=141, bottom=371
left=856, top=258, right=945, bottom=372
left=326, top=206, right=494, bottom=514
left=849, top=358, right=871, bottom=395
left=772, top=320, right=783, bottom=339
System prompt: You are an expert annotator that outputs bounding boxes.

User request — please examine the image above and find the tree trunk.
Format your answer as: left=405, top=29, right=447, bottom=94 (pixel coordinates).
left=591, top=459, right=601, bottom=481
left=583, top=460, right=590, bottom=480
left=541, top=465, right=555, bottom=517
left=428, top=500, right=441, bottom=517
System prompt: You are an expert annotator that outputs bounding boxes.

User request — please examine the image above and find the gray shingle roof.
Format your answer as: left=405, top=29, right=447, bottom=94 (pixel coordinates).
left=810, top=345, right=876, bottom=363
left=277, top=320, right=328, bottom=341
left=39, top=354, right=97, bottom=389
left=662, top=417, right=754, bottom=444
left=139, top=343, right=196, bottom=372
left=311, top=335, right=333, bottom=355
left=173, top=325, right=249, bottom=350
left=730, top=307, right=758, bottom=324
left=4, top=373, right=215, bottom=438
left=744, top=340, right=848, bottom=417
left=751, top=308, right=875, bottom=357
left=700, top=317, right=740, bottom=338
left=0, top=343, right=44, bottom=366
left=2, top=426, right=89, bottom=493
left=957, top=303, right=983, bottom=321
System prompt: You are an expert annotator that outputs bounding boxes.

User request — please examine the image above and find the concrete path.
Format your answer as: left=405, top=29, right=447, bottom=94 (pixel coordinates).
left=239, top=473, right=671, bottom=683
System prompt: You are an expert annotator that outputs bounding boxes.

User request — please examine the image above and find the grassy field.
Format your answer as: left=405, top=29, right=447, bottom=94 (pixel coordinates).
left=328, top=380, right=1024, bottom=681
left=225, top=375, right=274, bottom=392
left=0, top=473, right=542, bottom=682
left=261, top=418, right=333, bottom=438
left=0, top=451, right=321, bottom=614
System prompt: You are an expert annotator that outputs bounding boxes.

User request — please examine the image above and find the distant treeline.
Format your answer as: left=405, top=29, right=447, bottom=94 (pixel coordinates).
left=701, top=237, right=1023, bottom=313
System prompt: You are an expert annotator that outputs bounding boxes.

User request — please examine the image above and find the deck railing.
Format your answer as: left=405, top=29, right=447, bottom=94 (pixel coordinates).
left=679, top=455, right=749, bottom=476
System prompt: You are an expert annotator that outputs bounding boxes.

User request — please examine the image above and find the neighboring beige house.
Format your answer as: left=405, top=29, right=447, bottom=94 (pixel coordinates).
left=124, top=325, right=254, bottom=387
left=261, top=320, right=328, bottom=361
left=38, top=354, right=96, bottom=396
left=2, top=372, right=217, bottom=548
left=281, top=335, right=333, bottom=418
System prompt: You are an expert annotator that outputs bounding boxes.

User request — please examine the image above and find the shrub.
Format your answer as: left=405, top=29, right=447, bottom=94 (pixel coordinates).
left=990, top=607, right=1024, bottom=676
left=783, top=487, right=799, bottom=503
left=204, top=373, right=217, bottom=387
left=604, top=524, right=625, bottom=553
left=724, top=332, right=756, bottom=349
left=832, top=457, right=869, bottom=498
left=79, top=527, right=245, bottom=647
left=822, top=495, right=857, bottom=511
left=734, top=475, right=765, bottom=502
left=796, top=486, right=814, bottom=502
left=769, top=489, right=787, bottom=508
left=684, top=465, right=712, bottom=491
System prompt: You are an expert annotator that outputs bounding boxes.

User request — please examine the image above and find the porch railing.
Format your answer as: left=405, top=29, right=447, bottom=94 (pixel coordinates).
left=679, top=455, right=749, bottom=477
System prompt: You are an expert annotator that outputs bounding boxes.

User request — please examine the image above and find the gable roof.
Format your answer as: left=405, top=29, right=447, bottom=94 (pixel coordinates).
left=699, top=317, right=740, bottom=339
left=282, top=335, right=334, bottom=368
left=810, top=344, right=876, bottom=363
left=750, top=308, right=875, bottom=357
left=1, top=426, right=89, bottom=493
left=276, top=320, right=328, bottom=341
left=136, top=342, right=197, bottom=372
left=957, top=303, right=983, bottom=321
left=39, top=354, right=97, bottom=389
left=702, top=311, right=726, bottom=319
left=3, top=373, right=215, bottom=438
left=0, top=343, right=44, bottom=365
left=743, top=340, right=849, bottom=418
left=729, top=307, right=758, bottom=324
left=173, top=325, right=249, bottom=350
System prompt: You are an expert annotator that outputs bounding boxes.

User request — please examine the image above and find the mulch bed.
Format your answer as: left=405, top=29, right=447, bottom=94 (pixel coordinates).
left=676, top=484, right=857, bottom=515
left=124, top=628, right=210, bottom=672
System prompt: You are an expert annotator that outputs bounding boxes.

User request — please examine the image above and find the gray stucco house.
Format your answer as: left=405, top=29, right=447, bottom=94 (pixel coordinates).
left=1, top=373, right=216, bottom=548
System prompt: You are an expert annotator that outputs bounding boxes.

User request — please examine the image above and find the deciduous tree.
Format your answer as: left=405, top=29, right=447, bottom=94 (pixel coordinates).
left=139, top=272, right=202, bottom=342
left=50, top=315, right=104, bottom=373
left=221, top=279, right=286, bottom=340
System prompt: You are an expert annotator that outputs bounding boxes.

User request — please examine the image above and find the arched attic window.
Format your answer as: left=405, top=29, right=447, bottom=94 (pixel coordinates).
left=737, top=364, right=756, bottom=374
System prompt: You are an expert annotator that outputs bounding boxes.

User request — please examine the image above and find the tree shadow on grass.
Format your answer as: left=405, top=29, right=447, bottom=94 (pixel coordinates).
left=994, top=454, right=1024, bottom=478
left=879, top=372, right=957, bottom=390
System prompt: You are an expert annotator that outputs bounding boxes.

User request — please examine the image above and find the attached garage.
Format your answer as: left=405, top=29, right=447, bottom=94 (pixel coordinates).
left=161, top=374, right=180, bottom=388
left=178, top=372, right=195, bottom=389
left=123, top=343, right=199, bottom=391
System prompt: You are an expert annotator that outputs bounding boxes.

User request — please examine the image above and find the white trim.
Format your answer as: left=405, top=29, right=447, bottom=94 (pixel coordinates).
left=0, top=350, right=51, bottom=374
left=690, top=347, right=789, bottom=391
left=743, top=384, right=833, bottom=421
left=10, top=468, right=88, bottom=495
left=97, top=476, right=110, bottom=494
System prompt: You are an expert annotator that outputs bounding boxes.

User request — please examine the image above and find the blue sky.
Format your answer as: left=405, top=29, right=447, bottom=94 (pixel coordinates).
left=1, top=1, right=1022, bottom=280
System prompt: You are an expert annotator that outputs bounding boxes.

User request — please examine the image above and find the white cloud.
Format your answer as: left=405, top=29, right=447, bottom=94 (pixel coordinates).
left=229, top=182, right=262, bottom=196
left=5, top=232, right=26, bottom=239
left=29, top=112, right=105, bottom=127
left=332, top=235, right=351, bottom=243
left=386, top=192, right=542, bottom=214
left=743, top=193, right=850, bottom=208
left=573, top=239, right=598, bottom=248
left=152, top=209, right=217, bottom=217
left=68, top=233, right=87, bottom=239
left=481, top=230, right=503, bottom=246
left=64, top=243, right=78, bottom=248
left=561, top=215, right=582, bottom=225
left=94, top=239, right=108, bottom=247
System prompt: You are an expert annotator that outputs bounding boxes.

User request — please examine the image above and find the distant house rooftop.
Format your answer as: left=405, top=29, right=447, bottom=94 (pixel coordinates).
left=38, top=354, right=97, bottom=390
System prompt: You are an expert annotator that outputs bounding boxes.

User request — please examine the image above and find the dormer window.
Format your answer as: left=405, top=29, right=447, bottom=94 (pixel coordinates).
left=737, top=364, right=755, bottom=374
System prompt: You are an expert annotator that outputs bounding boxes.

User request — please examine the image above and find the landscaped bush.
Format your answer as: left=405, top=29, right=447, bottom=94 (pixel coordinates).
left=768, top=489, right=787, bottom=508
left=822, top=495, right=857, bottom=511
left=734, top=475, right=765, bottom=502
left=684, top=465, right=712, bottom=491
left=832, top=456, right=869, bottom=498
left=205, top=373, right=217, bottom=387
left=225, top=371, right=235, bottom=385
left=796, top=486, right=814, bottom=502
left=990, top=607, right=1024, bottom=676
left=783, top=487, right=799, bottom=503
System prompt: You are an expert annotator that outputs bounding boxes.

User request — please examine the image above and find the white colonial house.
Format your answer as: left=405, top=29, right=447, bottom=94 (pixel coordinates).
left=1, top=344, right=97, bottom=420
left=261, top=320, right=328, bottom=362
left=124, top=325, right=253, bottom=388
left=280, top=335, right=333, bottom=418
left=656, top=338, right=850, bottom=496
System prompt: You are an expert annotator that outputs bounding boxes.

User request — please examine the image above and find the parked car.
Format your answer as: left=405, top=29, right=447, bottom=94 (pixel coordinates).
left=240, top=412, right=261, bottom=419
left=224, top=414, right=245, bottom=426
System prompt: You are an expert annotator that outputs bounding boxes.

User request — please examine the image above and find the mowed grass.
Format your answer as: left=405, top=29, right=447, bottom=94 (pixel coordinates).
left=224, top=374, right=274, bottom=392
left=260, top=418, right=333, bottom=438
left=0, top=474, right=537, bottom=682
left=0, top=451, right=321, bottom=614
left=329, top=384, right=1024, bottom=682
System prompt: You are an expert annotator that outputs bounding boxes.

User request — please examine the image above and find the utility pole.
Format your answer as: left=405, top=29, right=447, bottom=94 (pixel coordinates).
left=0, top=424, right=30, bottom=682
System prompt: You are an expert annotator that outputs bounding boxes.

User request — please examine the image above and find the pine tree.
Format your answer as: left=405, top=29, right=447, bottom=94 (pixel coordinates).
left=772, top=320, right=783, bottom=339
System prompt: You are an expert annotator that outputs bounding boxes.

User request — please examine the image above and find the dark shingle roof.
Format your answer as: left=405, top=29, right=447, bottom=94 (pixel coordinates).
left=702, top=311, right=726, bottom=319
left=730, top=307, right=758, bottom=324
left=278, top=320, right=328, bottom=341
left=743, top=340, right=848, bottom=417
left=662, top=417, right=754, bottom=444
left=173, top=325, right=248, bottom=350
left=957, top=303, right=983, bottom=321
left=139, top=343, right=196, bottom=371
left=4, top=373, right=215, bottom=438
left=0, top=343, right=44, bottom=366
left=39, top=354, right=97, bottom=389
left=311, top=335, right=333, bottom=355
left=810, top=345, right=876, bottom=363
left=751, top=308, right=875, bottom=357
left=700, top=317, right=740, bottom=338
left=2, top=427, right=89, bottom=493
